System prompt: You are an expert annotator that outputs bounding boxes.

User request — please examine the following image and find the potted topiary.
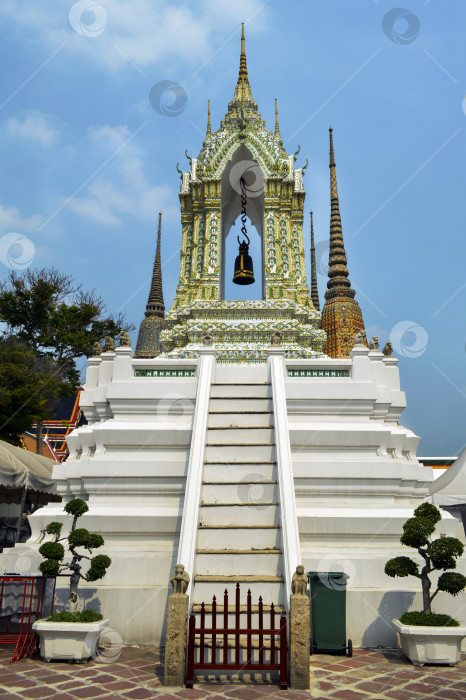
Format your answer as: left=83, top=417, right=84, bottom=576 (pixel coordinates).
left=33, top=498, right=111, bottom=662
left=385, top=502, right=466, bottom=666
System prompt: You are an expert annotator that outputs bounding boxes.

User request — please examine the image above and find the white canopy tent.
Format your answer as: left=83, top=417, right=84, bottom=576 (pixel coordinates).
left=0, top=441, right=61, bottom=544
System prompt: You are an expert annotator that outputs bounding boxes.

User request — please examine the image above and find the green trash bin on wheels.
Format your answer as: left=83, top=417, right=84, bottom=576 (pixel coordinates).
left=307, top=571, right=352, bottom=657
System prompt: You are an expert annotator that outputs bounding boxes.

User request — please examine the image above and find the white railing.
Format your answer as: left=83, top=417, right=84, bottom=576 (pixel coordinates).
left=177, top=347, right=216, bottom=596
left=268, top=347, right=302, bottom=608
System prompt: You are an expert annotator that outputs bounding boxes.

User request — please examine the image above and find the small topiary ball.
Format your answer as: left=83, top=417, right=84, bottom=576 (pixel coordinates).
left=39, top=542, right=65, bottom=561
left=38, top=559, right=60, bottom=577
left=64, top=498, right=89, bottom=517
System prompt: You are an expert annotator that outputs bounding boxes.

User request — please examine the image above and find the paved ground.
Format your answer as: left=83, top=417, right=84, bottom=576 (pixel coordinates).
left=1, top=646, right=465, bottom=700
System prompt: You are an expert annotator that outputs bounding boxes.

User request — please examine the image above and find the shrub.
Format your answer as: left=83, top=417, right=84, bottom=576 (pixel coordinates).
left=399, top=611, right=459, bottom=627
left=47, top=610, right=104, bottom=623
left=385, top=504, right=466, bottom=618
left=38, top=498, right=111, bottom=614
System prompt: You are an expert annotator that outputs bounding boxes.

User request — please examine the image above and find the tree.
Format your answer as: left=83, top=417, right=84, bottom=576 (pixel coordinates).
left=385, top=503, right=466, bottom=615
left=0, top=267, right=133, bottom=443
left=0, top=337, right=60, bottom=444
left=38, top=498, right=111, bottom=617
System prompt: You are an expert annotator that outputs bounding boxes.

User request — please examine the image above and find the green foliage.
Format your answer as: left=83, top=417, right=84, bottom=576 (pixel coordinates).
left=47, top=609, right=104, bottom=623
left=68, top=528, right=92, bottom=549
left=45, top=522, right=63, bottom=536
left=38, top=559, right=60, bottom=577
left=38, top=499, right=111, bottom=608
left=86, top=555, right=112, bottom=582
left=385, top=556, right=419, bottom=578
left=413, top=502, right=441, bottom=524
left=386, top=503, right=466, bottom=616
left=399, top=611, right=460, bottom=627
left=437, top=572, right=466, bottom=596
left=400, top=516, right=435, bottom=548
left=0, top=267, right=133, bottom=442
left=64, top=499, right=89, bottom=517
left=428, top=537, right=464, bottom=570
left=88, top=533, right=104, bottom=549
left=39, top=542, right=65, bottom=561
left=0, top=337, right=60, bottom=444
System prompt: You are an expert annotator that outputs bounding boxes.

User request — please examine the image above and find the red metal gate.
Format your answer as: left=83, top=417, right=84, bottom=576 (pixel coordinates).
left=0, top=575, right=56, bottom=662
left=186, top=583, right=287, bottom=689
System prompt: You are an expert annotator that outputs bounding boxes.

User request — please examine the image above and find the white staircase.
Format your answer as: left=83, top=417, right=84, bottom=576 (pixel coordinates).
left=192, top=379, right=285, bottom=612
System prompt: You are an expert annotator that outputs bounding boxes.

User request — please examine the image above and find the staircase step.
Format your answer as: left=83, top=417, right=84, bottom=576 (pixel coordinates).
left=208, top=412, right=273, bottom=428
left=193, top=578, right=284, bottom=605
left=195, top=575, right=283, bottom=583
left=199, top=504, right=279, bottom=527
left=197, top=527, right=280, bottom=550
left=206, top=427, right=274, bottom=445
left=205, top=445, right=275, bottom=462
left=201, top=483, right=278, bottom=504
left=210, top=384, right=270, bottom=399
left=196, top=552, right=281, bottom=576
left=209, top=398, right=273, bottom=413
left=203, top=463, right=276, bottom=482
left=196, top=549, right=280, bottom=554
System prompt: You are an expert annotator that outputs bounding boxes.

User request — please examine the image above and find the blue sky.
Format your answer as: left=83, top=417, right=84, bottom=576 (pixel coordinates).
left=0, top=1, right=464, bottom=456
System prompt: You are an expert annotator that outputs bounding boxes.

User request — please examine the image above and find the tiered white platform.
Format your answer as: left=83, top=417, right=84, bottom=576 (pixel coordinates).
left=16, top=344, right=465, bottom=646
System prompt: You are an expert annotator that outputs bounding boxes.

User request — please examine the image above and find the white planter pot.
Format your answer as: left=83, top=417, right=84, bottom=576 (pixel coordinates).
left=392, top=618, right=466, bottom=666
left=33, top=618, right=109, bottom=662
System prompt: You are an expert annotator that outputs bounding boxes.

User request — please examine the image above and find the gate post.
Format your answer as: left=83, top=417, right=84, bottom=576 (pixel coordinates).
left=289, top=565, right=310, bottom=689
left=164, top=565, right=190, bottom=686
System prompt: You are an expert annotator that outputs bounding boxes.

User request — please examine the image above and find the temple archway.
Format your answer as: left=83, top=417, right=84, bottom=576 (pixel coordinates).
left=220, top=144, right=265, bottom=300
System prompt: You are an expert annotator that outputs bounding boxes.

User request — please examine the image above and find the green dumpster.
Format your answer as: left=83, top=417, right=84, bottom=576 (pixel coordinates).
left=307, top=571, right=352, bottom=656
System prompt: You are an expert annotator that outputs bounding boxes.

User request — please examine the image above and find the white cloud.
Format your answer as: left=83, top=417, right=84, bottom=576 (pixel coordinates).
left=0, top=203, right=43, bottom=234
left=6, top=111, right=59, bottom=147
left=0, top=0, right=268, bottom=72
left=66, top=124, right=177, bottom=225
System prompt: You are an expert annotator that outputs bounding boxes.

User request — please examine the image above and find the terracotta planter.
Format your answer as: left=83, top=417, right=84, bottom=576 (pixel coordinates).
left=33, top=618, right=109, bottom=662
left=392, top=618, right=466, bottom=666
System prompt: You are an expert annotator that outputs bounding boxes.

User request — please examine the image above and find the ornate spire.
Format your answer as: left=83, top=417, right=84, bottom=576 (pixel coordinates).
left=135, top=212, right=165, bottom=358
left=325, top=127, right=352, bottom=299
left=231, top=23, right=255, bottom=106
left=206, top=99, right=211, bottom=139
left=310, top=211, right=320, bottom=311
left=274, top=98, right=281, bottom=141
left=321, top=128, right=365, bottom=358
left=145, top=212, right=165, bottom=318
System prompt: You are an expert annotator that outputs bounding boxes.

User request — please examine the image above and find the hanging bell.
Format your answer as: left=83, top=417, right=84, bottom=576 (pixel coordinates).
left=233, top=238, right=255, bottom=285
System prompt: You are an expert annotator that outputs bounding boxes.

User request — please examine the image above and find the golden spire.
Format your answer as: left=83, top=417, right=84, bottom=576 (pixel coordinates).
left=310, top=211, right=320, bottom=311
left=239, top=22, right=248, bottom=81
left=205, top=99, right=211, bottom=140
left=274, top=98, right=281, bottom=141
left=232, top=22, right=254, bottom=105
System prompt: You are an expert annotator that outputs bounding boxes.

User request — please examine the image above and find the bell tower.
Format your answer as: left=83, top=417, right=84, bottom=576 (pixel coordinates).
left=161, top=25, right=325, bottom=362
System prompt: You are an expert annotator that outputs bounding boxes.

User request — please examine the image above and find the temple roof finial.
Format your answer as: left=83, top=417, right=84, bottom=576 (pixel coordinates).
left=274, top=98, right=281, bottom=141
left=310, top=211, right=320, bottom=311
left=206, top=99, right=211, bottom=140
left=231, top=23, right=254, bottom=105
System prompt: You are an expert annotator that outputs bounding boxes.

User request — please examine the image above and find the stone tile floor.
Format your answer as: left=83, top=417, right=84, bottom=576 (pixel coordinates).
left=0, top=647, right=465, bottom=700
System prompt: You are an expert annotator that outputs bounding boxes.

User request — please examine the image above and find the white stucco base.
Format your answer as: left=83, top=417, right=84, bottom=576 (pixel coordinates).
left=14, top=346, right=466, bottom=648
